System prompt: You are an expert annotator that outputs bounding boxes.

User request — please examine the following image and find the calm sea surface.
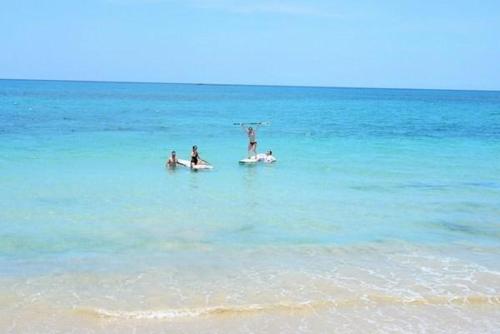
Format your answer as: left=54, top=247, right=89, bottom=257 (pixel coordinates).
left=1, top=79, right=499, bottom=333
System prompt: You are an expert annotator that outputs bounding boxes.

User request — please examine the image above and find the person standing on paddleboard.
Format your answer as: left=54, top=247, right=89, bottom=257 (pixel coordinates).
left=243, top=125, right=258, bottom=158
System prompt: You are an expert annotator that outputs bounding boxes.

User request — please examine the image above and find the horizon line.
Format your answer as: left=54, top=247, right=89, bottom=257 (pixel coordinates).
left=1, top=77, right=499, bottom=93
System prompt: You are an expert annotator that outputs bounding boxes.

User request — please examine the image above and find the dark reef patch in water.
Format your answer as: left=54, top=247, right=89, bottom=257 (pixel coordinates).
left=429, top=220, right=500, bottom=239
left=460, top=181, right=500, bottom=189
left=398, top=182, right=449, bottom=190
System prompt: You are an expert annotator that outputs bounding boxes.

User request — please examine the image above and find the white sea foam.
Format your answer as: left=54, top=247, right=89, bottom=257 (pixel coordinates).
left=75, top=294, right=500, bottom=321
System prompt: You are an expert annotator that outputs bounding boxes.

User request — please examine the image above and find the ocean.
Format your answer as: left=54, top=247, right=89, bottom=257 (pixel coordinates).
left=1, top=79, right=499, bottom=333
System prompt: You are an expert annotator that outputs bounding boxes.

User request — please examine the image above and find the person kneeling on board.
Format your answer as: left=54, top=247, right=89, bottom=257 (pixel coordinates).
left=256, top=150, right=276, bottom=163
left=190, top=145, right=208, bottom=168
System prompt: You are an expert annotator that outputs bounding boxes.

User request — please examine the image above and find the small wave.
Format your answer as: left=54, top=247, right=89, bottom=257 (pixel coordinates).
left=76, top=301, right=319, bottom=320
left=75, top=295, right=500, bottom=321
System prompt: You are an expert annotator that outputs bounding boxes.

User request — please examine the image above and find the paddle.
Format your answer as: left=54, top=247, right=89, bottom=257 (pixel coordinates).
left=233, top=121, right=271, bottom=126
left=199, top=158, right=211, bottom=166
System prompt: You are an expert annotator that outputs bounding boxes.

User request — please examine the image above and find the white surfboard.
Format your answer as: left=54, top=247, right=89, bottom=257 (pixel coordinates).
left=239, top=156, right=276, bottom=164
left=177, top=159, right=213, bottom=170
left=239, top=157, right=259, bottom=164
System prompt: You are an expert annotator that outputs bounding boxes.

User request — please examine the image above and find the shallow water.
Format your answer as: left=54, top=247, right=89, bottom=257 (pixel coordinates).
left=1, top=80, right=499, bottom=333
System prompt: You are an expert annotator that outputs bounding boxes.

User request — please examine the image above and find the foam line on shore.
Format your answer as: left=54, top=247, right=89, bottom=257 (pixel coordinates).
left=75, top=295, right=500, bottom=320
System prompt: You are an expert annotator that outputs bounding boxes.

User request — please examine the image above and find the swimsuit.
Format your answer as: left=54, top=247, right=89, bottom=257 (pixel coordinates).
left=191, top=152, right=199, bottom=165
left=249, top=131, right=256, bottom=144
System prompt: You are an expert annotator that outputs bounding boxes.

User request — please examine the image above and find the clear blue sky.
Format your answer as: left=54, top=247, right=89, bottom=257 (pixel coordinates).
left=1, top=0, right=499, bottom=90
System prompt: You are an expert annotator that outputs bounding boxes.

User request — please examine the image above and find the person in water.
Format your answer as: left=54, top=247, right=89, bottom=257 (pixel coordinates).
left=256, top=150, right=276, bottom=163
left=265, top=150, right=276, bottom=162
left=166, top=150, right=179, bottom=168
left=242, top=125, right=258, bottom=158
left=190, top=145, right=205, bottom=168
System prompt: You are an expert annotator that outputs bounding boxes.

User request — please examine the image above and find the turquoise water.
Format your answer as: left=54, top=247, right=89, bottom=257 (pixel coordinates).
left=1, top=80, right=500, bottom=332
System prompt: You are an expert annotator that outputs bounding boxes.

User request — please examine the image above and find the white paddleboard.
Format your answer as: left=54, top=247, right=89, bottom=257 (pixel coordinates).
left=239, top=156, right=276, bottom=164
left=239, top=157, right=259, bottom=164
left=265, top=156, right=277, bottom=163
left=177, top=159, right=213, bottom=170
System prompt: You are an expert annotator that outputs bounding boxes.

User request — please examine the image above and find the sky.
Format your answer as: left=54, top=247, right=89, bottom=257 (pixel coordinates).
left=0, top=0, right=499, bottom=90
